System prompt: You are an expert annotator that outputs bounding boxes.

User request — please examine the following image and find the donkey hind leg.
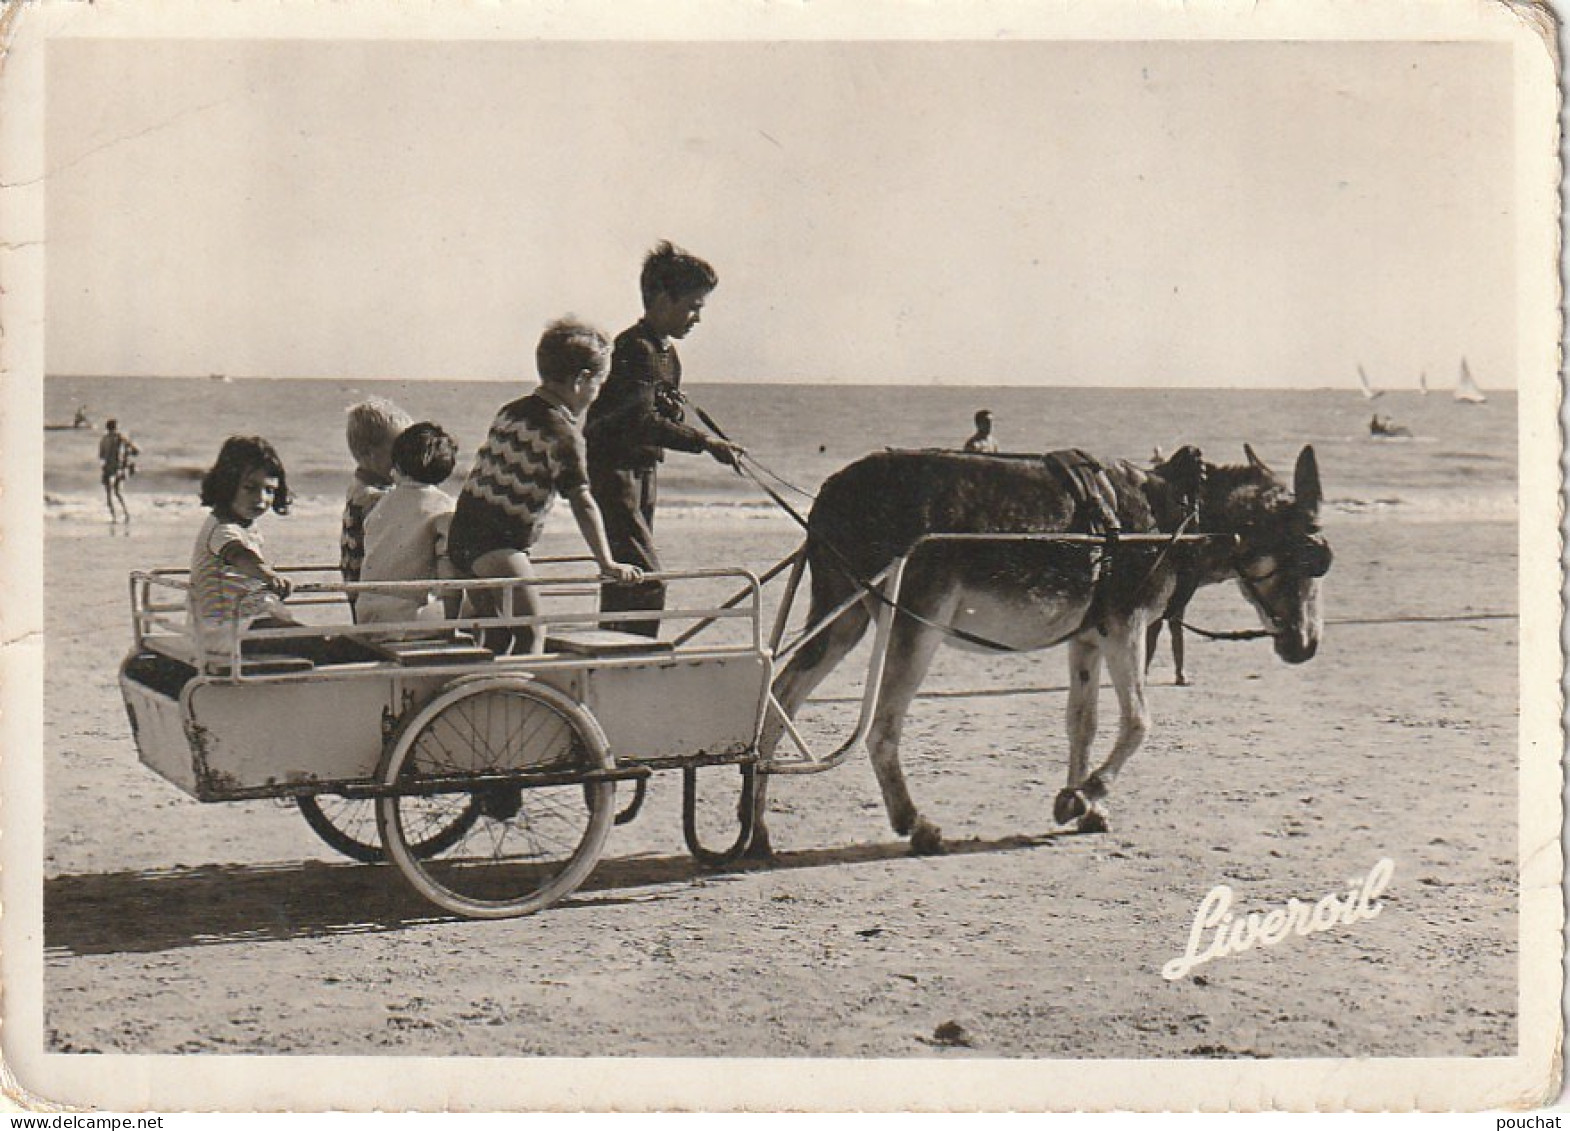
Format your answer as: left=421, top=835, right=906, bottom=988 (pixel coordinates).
left=1068, top=624, right=1151, bottom=835
left=745, top=598, right=875, bottom=860
left=1054, top=636, right=1105, bottom=828
left=867, top=601, right=955, bottom=856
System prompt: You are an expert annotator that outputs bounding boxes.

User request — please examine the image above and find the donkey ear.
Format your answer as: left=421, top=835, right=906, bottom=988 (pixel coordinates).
left=1243, top=443, right=1271, bottom=472
left=1294, top=445, right=1323, bottom=518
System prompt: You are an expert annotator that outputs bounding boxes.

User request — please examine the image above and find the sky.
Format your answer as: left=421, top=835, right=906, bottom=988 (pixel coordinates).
left=44, top=36, right=1518, bottom=388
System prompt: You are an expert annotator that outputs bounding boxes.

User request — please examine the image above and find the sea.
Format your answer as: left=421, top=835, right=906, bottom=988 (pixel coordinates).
left=43, top=376, right=1517, bottom=526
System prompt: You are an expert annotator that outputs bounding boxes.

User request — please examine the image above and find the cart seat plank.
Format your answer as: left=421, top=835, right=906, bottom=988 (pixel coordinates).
left=364, top=637, right=496, bottom=665
left=142, top=634, right=316, bottom=675
left=545, top=629, right=674, bottom=656
left=222, top=656, right=317, bottom=675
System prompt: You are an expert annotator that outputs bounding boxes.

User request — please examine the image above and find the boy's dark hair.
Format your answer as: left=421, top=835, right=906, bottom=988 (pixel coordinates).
left=392, top=422, right=458, bottom=485
left=200, top=435, right=292, bottom=515
left=639, top=240, right=718, bottom=306
left=536, top=317, right=612, bottom=385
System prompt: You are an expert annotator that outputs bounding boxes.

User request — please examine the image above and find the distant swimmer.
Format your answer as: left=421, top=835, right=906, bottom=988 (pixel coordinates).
left=963, top=409, right=998, bottom=453
left=73, top=404, right=90, bottom=429
left=99, top=418, right=140, bottom=523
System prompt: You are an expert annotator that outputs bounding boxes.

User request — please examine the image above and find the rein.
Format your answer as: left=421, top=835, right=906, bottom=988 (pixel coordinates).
left=1174, top=619, right=1275, bottom=642
left=1159, top=542, right=1283, bottom=644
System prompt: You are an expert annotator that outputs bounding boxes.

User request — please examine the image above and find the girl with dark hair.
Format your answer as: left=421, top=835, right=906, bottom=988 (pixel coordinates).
left=199, top=435, right=292, bottom=514
left=187, top=436, right=310, bottom=669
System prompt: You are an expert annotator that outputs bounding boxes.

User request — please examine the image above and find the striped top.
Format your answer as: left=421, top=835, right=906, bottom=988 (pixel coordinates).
left=446, top=393, right=588, bottom=571
left=187, top=512, right=283, bottom=664
left=340, top=469, right=394, bottom=584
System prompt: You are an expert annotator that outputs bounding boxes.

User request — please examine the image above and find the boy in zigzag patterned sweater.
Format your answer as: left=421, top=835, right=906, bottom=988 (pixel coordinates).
left=446, top=317, right=643, bottom=654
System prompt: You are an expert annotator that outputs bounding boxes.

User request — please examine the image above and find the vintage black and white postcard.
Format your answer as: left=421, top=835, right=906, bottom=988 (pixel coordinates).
left=0, top=0, right=1561, bottom=1114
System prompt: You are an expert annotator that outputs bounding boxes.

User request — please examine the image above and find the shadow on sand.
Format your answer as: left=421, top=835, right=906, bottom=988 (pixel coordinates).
left=45, top=830, right=1073, bottom=958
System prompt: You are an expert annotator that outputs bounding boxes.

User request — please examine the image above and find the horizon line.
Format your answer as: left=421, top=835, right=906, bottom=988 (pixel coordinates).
left=42, top=373, right=1516, bottom=393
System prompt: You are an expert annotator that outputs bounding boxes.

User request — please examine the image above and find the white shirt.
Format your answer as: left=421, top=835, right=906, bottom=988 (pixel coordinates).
left=356, top=481, right=456, bottom=624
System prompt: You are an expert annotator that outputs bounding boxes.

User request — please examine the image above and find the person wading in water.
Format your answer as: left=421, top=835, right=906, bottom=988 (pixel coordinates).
left=99, top=418, right=140, bottom=524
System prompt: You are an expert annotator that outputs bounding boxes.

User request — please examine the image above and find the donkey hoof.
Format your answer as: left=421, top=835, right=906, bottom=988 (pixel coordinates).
left=1075, top=810, right=1109, bottom=835
left=910, top=819, right=946, bottom=856
left=1053, top=788, right=1089, bottom=826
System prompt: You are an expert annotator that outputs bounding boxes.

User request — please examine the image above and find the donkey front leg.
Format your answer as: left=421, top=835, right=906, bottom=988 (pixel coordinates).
left=1072, top=625, right=1151, bottom=834
left=868, top=610, right=952, bottom=856
left=1054, top=636, right=1105, bottom=828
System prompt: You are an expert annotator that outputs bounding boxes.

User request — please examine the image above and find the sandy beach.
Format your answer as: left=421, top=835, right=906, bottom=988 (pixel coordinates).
left=38, top=500, right=1520, bottom=1069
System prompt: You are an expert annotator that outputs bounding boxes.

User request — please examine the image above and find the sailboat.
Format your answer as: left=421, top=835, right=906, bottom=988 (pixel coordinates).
left=1357, top=364, right=1383, bottom=400
left=1418, top=372, right=1429, bottom=396
left=1454, top=358, right=1487, bottom=404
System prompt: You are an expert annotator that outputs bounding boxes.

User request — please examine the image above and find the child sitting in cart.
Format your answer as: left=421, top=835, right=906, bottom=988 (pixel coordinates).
left=446, top=317, right=643, bottom=655
left=340, top=396, right=415, bottom=620
left=189, top=436, right=362, bottom=671
left=355, top=421, right=462, bottom=629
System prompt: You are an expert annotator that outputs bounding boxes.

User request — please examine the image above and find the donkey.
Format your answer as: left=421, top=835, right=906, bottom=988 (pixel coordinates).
left=751, top=443, right=1330, bottom=857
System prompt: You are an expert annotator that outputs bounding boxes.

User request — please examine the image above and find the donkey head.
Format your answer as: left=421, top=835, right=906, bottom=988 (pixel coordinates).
left=1232, top=444, right=1332, bottom=663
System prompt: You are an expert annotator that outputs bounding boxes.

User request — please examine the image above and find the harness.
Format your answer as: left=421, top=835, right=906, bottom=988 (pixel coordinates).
left=1228, top=524, right=1333, bottom=634
left=689, top=400, right=1210, bottom=652
left=1169, top=506, right=1332, bottom=641
left=777, top=447, right=1195, bottom=650
left=1039, top=450, right=1125, bottom=634
left=1041, top=449, right=1124, bottom=538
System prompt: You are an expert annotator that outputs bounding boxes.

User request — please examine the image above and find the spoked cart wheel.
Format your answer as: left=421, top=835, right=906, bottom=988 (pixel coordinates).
left=295, top=793, right=481, bottom=864
left=375, top=676, right=616, bottom=919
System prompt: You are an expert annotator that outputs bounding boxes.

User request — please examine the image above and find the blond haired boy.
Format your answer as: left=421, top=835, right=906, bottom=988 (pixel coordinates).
left=340, top=396, right=414, bottom=617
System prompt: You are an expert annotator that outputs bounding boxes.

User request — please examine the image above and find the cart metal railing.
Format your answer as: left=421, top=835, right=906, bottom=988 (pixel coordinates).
left=130, top=556, right=765, bottom=682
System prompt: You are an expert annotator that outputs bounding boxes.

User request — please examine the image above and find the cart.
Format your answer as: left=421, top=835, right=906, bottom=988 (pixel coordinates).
left=120, top=557, right=787, bottom=919
left=119, top=531, right=1227, bottom=919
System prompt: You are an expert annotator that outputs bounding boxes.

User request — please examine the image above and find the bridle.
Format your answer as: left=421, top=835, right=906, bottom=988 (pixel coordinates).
left=1230, top=525, right=1333, bottom=634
